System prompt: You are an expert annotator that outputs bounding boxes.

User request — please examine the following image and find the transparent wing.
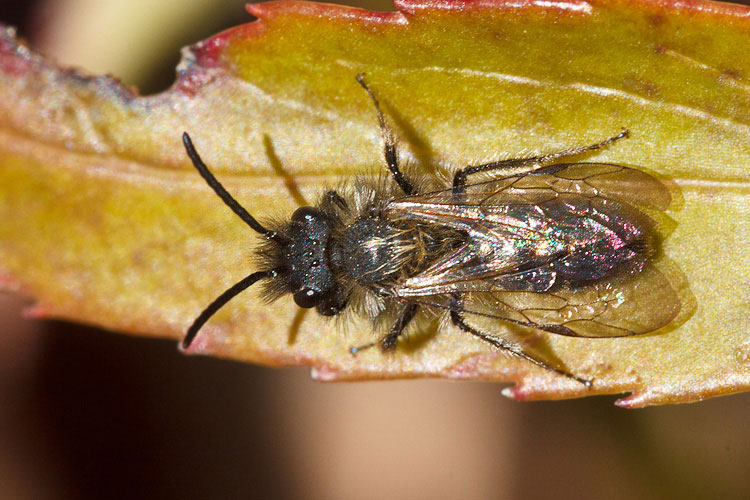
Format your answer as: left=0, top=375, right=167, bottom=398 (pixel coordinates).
left=392, top=162, right=671, bottom=212
left=405, top=260, right=681, bottom=338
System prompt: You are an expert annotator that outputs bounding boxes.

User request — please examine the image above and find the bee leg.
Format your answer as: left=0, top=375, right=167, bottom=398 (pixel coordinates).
left=381, top=303, right=419, bottom=351
left=452, top=129, right=629, bottom=194
left=349, top=303, right=418, bottom=355
left=449, top=305, right=592, bottom=388
left=356, top=73, right=416, bottom=196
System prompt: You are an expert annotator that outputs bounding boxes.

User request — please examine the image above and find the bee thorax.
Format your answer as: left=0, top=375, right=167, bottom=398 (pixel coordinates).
left=336, top=217, right=411, bottom=285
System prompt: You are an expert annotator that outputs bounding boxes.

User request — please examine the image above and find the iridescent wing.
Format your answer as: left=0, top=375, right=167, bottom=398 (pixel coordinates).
left=386, top=163, right=667, bottom=296
left=384, top=162, right=680, bottom=337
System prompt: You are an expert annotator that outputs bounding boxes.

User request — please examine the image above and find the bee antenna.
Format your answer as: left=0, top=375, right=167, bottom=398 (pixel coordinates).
left=182, top=132, right=288, bottom=245
left=182, top=268, right=280, bottom=349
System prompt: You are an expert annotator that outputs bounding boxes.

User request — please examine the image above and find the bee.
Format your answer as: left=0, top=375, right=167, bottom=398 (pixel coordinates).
left=180, top=74, right=680, bottom=387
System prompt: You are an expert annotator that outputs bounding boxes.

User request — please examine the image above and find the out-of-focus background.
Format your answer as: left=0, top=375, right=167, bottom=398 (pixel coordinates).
left=2, top=1, right=750, bottom=499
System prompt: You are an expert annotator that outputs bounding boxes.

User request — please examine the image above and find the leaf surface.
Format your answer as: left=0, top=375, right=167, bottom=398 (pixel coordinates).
left=1, top=0, right=749, bottom=406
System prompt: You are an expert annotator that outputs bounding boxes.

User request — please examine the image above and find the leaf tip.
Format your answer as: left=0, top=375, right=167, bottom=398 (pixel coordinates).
left=614, top=393, right=643, bottom=409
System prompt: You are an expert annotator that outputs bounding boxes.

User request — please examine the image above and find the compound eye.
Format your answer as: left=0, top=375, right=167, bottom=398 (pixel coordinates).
left=293, top=288, right=319, bottom=308
left=291, top=206, right=323, bottom=224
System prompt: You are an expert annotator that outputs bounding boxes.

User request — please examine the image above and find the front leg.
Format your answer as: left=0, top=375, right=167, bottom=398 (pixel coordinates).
left=452, top=129, right=629, bottom=193
left=349, top=303, right=419, bottom=355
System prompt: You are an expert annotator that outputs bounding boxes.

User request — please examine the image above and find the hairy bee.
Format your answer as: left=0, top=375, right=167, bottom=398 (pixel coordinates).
left=180, top=74, right=680, bottom=387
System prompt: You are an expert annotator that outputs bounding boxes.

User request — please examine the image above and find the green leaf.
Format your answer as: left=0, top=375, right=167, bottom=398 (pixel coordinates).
left=1, top=0, right=749, bottom=406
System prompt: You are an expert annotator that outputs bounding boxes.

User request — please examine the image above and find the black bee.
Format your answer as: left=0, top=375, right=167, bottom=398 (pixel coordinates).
left=180, top=74, right=680, bottom=386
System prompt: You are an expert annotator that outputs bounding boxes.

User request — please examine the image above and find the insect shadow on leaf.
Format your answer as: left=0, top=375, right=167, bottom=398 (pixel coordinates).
left=179, top=73, right=681, bottom=388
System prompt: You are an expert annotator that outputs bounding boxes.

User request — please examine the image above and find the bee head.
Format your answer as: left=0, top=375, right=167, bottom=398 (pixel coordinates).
left=180, top=131, right=349, bottom=350
left=280, top=206, right=347, bottom=316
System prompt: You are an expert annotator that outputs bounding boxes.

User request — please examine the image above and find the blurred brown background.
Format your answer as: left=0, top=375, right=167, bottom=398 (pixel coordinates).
left=2, top=1, right=750, bottom=499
